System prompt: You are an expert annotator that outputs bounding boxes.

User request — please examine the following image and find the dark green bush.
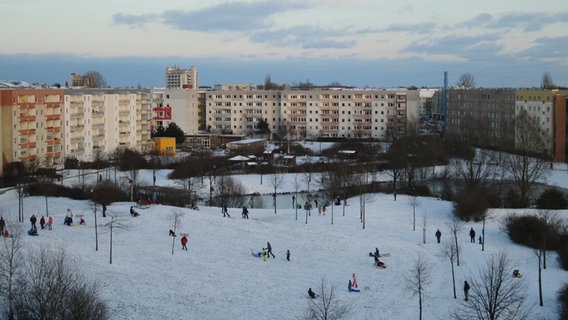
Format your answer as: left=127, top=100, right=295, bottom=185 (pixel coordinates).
left=502, top=214, right=547, bottom=248
left=559, top=283, right=568, bottom=320
left=453, top=187, right=494, bottom=221
left=536, top=188, right=567, bottom=209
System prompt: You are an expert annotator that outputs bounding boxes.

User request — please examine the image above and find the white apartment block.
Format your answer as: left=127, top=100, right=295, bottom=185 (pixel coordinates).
left=150, top=89, right=200, bottom=135
left=63, top=89, right=153, bottom=162
left=166, top=66, right=198, bottom=89
left=205, top=88, right=419, bottom=140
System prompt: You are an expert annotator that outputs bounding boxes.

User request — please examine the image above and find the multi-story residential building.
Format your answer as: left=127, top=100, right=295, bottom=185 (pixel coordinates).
left=515, top=89, right=568, bottom=162
left=165, top=66, right=198, bottom=89
left=443, top=88, right=568, bottom=162
left=418, top=89, right=438, bottom=116
left=63, top=89, right=153, bottom=162
left=0, top=89, right=65, bottom=176
left=150, top=89, right=200, bottom=135
left=204, top=88, right=418, bottom=140
left=445, top=88, right=516, bottom=150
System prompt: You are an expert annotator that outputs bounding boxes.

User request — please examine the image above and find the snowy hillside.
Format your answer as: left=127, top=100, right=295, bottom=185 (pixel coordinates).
left=0, top=168, right=566, bottom=320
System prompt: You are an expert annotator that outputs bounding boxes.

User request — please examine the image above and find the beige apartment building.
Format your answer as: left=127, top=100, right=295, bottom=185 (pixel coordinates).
left=63, top=89, right=153, bottom=162
left=205, top=88, right=418, bottom=140
left=150, top=89, right=200, bottom=135
left=0, top=89, right=65, bottom=176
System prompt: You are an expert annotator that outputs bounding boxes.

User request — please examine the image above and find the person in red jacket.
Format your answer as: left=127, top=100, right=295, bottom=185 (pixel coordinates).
left=181, top=235, right=188, bottom=251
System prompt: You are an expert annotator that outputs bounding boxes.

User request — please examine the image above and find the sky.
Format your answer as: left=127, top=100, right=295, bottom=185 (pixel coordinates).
left=1, top=0, right=567, bottom=88
left=0, top=161, right=566, bottom=319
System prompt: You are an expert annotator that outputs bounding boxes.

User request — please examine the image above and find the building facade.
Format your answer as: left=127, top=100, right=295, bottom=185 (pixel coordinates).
left=204, top=88, right=419, bottom=140
left=0, top=89, right=65, bottom=176
left=165, top=66, right=198, bottom=89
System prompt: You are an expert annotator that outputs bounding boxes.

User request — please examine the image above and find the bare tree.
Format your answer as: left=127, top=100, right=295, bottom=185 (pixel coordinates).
left=447, top=216, right=463, bottom=266
left=451, top=148, right=498, bottom=190
left=169, top=210, right=184, bottom=255
left=294, top=174, right=301, bottom=220
left=304, top=278, right=350, bottom=320
left=83, top=70, right=108, bottom=88
left=0, top=221, right=21, bottom=320
left=16, top=182, right=25, bottom=223
left=100, top=213, right=128, bottom=264
left=452, top=251, right=533, bottom=320
left=405, top=254, right=431, bottom=320
left=269, top=173, right=284, bottom=214
left=213, top=175, right=246, bottom=208
left=11, top=248, right=109, bottom=320
left=503, top=108, right=550, bottom=206
left=457, top=73, right=476, bottom=87
left=408, top=192, right=420, bottom=231
left=541, top=71, right=555, bottom=89
left=441, top=240, right=458, bottom=299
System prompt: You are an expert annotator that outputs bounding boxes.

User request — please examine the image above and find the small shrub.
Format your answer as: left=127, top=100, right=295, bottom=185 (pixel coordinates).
left=536, top=188, right=567, bottom=209
left=453, top=187, right=492, bottom=221
left=559, top=283, right=568, bottom=320
left=502, top=214, right=546, bottom=248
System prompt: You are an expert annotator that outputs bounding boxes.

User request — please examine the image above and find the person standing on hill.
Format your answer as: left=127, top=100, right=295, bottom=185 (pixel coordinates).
left=435, top=229, right=442, bottom=243
left=30, top=215, right=37, bottom=228
left=463, top=281, right=470, bottom=301
left=40, top=216, right=46, bottom=229
left=266, top=242, right=275, bottom=258
left=242, top=206, right=249, bottom=219
left=286, top=249, right=290, bottom=261
left=0, top=216, right=6, bottom=234
left=181, top=235, right=188, bottom=251
left=469, top=227, right=476, bottom=243
left=48, top=216, right=53, bottom=230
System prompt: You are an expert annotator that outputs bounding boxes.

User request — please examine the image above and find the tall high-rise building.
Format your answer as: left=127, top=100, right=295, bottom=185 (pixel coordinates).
left=166, top=66, right=198, bottom=89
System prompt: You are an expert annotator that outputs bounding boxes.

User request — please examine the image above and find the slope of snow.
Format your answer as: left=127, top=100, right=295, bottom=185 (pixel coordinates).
left=0, top=167, right=566, bottom=320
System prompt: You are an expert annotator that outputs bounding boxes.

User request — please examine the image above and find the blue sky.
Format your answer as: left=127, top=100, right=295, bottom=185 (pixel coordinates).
left=1, top=0, right=567, bottom=88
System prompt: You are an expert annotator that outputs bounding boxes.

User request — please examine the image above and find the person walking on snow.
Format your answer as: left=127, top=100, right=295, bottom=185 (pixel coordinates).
left=0, top=216, right=5, bottom=234
left=30, top=215, right=37, bottom=228
left=286, top=250, right=290, bottom=261
left=222, top=206, right=230, bottom=218
left=181, top=235, right=188, bottom=251
left=469, top=227, right=476, bottom=243
left=40, top=216, right=46, bottom=229
left=48, top=216, right=53, bottom=230
left=435, top=229, right=442, bottom=243
left=463, top=281, right=470, bottom=301
left=266, top=242, right=275, bottom=258
left=242, top=206, right=249, bottom=219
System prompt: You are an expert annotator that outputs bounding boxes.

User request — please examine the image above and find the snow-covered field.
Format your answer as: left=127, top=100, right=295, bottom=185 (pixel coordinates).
left=0, top=165, right=566, bottom=319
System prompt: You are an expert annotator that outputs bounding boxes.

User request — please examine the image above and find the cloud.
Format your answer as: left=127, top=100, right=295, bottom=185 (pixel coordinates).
left=381, top=22, right=438, bottom=34
left=250, top=25, right=356, bottom=49
left=113, top=13, right=158, bottom=27
left=114, top=1, right=310, bottom=32
left=463, top=11, right=568, bottom=32
left=516, top=35, right=568, bottom=62
left=403, top=33, right=501, bottom=57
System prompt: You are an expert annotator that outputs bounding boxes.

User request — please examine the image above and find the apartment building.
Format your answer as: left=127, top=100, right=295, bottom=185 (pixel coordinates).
left=150, top=89, right=200, bottom=135
left=205, top=88, right=418, bottom=140
left=63, top=89, right=153, bottom=162
left=165, top=66, right=198, bottom=89
left=444, top=88, right=568, bottom=162
left=0, top=89, right=65, bottom=176
left=515, top=89, right=568, bottom=162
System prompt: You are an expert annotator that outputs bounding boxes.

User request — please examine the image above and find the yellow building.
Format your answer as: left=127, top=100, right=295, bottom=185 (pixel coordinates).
left=153, top=137, right=176, bottom=156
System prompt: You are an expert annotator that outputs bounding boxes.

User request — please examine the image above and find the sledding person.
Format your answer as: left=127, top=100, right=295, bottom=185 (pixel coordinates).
left=40, top=216, right=46, bottom=229
left=463, top=281, right=470, bottom=301
left=469, top=227, right=476, bottom=243
left=375, top=256, right=385, bottom=268
left=435, top=229, right=442, bottom=243
left=512, top=269, right=522, bottom=278
left=64, top=209, right=73, bottom=226
left=348, top=280, right=353, bottom=292
left=169, top=229, right=176, bottom=237
left=262, top=248, right=267, bottom=262
left=79, top=217, right=86, bottom=225
left=130, top=206, right=140, bottom=217
left=30, top=214, right=37, bottom=228
left=181, top=235, right=188, bottom=251
left=308, top=288, right=317, bottom=299
left=266, top=242, right=275, bottom=258
left=28, top=224, right=38, bottom=236
left=242, top=206, right=249, bottom=219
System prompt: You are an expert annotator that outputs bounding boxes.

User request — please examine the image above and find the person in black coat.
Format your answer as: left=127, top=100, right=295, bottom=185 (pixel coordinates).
left=266, top=242, right=275, bottom=258
left=464, top=281, right=470, bottom=301
left=469, top=227, right=476, bottom=243
left=30, top=215, right=37, bottom=228
left=308, top=288, right=316, bottom=299
left=435, top=229, right=442, bottom=243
